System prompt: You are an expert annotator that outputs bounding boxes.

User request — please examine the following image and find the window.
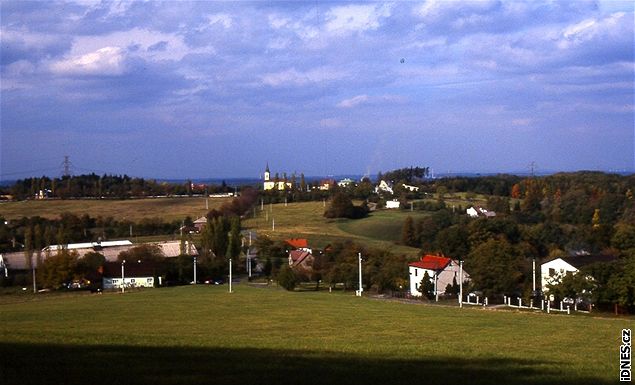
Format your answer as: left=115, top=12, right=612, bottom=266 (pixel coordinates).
left=549, top=268, right=556, bottom=276
left=131, top=279, right=136, bottom=283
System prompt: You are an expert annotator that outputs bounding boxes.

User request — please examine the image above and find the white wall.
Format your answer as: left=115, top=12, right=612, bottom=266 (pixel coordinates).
left=540, top=258, right=578, bottom=292
left=103, top=276, right=154, bottom=290
left=409, top=262, right=470, bottom=296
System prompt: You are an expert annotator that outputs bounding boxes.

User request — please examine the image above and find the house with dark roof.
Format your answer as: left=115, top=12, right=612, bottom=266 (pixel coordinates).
left=540, top=254, right=618, bottom=292
left=408, top=255, right=470, bottom=297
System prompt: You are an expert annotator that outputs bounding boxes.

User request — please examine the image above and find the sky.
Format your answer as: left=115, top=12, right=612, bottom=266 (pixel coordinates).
left=1, top=0, right=634, bottom=180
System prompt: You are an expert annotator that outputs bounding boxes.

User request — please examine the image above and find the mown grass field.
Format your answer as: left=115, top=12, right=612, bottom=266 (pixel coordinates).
left=0, top=197, right=230, bottom=222
left=0, top=285, right=629, bottom=385
left=242, top=201, right=426, bottom=255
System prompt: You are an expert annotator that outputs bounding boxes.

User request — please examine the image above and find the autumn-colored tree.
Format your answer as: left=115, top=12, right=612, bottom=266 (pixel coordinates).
left=511, top=183, right=521, bottom=199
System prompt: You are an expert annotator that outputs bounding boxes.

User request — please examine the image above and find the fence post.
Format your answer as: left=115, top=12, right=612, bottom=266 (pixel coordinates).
left=560, top=301, right=563, bottom=311
left=504, top=295, right=507, bottom=305
left=574, top=302, right=577, bottom=312
left=484, top=297, right=488, bottom=306
left=567, top=306, right=571, bottom=315
left=541, top=300, right=544, bottom=311
left=547, top=301, right=550, bottom=314
left=530, top=299, right=533, bottom=309
left=519, top=297, right=522, bottom=308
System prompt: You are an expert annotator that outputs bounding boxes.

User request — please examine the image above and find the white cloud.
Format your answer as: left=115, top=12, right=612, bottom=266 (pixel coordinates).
left=207, top=13, right=233, bottom=29
left=261, top=67, right=347, bottom=87
left=337, top=95, right=369, bottom=108
left=49, top=46, right=126, bottom=76
left=337, top=94, right=408, bottom=108
left=64, top=28, right=208, bottom=63
left=325, top=4, right=392, bottom=34
left=559, top=12, right=628, bottom=49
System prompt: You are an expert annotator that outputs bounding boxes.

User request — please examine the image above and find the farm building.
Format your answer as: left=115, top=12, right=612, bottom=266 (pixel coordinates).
left=102, top=261, right=158, bottom=290
left=0, top=240, right=197, bottom=278
left=409, top=255, right=470, bottom=297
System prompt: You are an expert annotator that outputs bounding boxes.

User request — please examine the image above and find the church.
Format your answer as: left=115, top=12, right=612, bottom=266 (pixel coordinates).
left=263, top=164, right=292, bottom=191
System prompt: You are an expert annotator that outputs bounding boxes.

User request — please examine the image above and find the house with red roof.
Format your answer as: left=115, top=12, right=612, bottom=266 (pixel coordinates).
left=285, top=238, right=310, bottom=251
left=288, top=249, right=315, bottom=279
left=408, top=255, right=470, bottom=297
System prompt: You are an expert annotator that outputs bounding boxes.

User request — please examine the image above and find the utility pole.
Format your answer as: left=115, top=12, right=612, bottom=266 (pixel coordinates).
left=434, top=272, right=438, bottom=302
left=532, top=257, right=536, bottom=293
left=193, top=256, right=197, bottom=284
left=32, top=255, right=36, bottom=294
left=121, top=260, right=126, bottom=294
left=356, top=252, right=363, bottom=297
left=459, top=260, right=463, bottom=308
left=228, top=257, right=233, bottom=293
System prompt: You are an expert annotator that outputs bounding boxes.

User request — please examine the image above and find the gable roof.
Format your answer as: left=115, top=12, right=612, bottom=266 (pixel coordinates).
left=289, top=250, right=313, bottom=266
left=285, top=238, right=308, bottom=249
left=560, top=254, right=618, bottom=269
left=409, top=255, right=451, bottom=271
left=193, top=216, right=208, bottom=224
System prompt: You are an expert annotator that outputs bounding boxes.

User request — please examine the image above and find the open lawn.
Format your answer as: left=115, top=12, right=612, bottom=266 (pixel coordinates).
left=0, top=285, right=629, bottom=385
left=0, top=197, right=230, bottom=222
left=243, top=201, right=424, bottom=255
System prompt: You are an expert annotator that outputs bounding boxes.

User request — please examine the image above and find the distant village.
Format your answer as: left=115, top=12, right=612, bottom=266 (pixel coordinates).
left=0, top=168, right=633, bottom=314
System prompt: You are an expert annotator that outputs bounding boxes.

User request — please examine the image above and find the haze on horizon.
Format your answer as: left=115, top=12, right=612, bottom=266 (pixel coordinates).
left=1, top=0, right=634, bottom=181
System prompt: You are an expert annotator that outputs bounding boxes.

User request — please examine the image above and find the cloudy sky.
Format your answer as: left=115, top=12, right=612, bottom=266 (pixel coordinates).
left=1, top=1, right=633, bottom=180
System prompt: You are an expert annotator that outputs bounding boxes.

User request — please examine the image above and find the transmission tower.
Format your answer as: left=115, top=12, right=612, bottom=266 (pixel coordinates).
left=62, top=155, right=72, bottom=177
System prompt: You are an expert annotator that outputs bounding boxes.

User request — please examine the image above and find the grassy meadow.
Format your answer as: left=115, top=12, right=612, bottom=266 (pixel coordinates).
left=0, top=196, right=229, bottom=222
left=242, top=201, right=427, bottom=255
left=0, top=285, right=629, bottom=385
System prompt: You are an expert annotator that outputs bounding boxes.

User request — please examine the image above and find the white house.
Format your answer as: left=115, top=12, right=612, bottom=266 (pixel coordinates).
left=338, top=178, right=355, bottom=187
left=409, top=255, right=470, bottom=297
left=402, top=184, right=420, bottom=192
left=466, top=206, right=496, bottom=218
left=385, top=199, right=401, bottom=209
left=540, top=255, right=617, bottom=292
left=375, top=180, right=394, bottom=195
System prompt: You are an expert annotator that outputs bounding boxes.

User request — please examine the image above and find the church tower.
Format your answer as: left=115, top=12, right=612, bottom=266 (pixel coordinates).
left=264, top=163, right=270, bottom=181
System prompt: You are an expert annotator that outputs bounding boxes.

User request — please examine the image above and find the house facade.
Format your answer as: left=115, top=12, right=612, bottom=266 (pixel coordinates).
left=409, top=255, right=470, bottom=297
left=102, top=261, right=156, bottom=290
left=375, top=180, right=394, bottom=194
left=540, top=254, right=617, bottom=292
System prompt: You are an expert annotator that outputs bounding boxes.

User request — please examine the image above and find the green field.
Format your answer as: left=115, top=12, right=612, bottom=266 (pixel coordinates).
left=0, top=286, right=629, bottom=385
left=243, top=201, right=425, bottom=255
left=0, top=197, right=230, bottom=222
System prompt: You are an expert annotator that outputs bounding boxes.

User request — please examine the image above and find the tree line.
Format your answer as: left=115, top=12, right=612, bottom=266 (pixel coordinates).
left=3, top=174, right=237, bottom=200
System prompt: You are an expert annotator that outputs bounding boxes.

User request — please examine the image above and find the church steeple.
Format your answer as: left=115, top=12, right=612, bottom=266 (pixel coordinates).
left=264, top=163, right=270, bottom=181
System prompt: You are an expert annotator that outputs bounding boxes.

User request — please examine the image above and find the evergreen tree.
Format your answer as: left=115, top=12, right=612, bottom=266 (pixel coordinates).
left=420, top=271, right=435, bottom=299
left=401, top=216, right=416, bottom=247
